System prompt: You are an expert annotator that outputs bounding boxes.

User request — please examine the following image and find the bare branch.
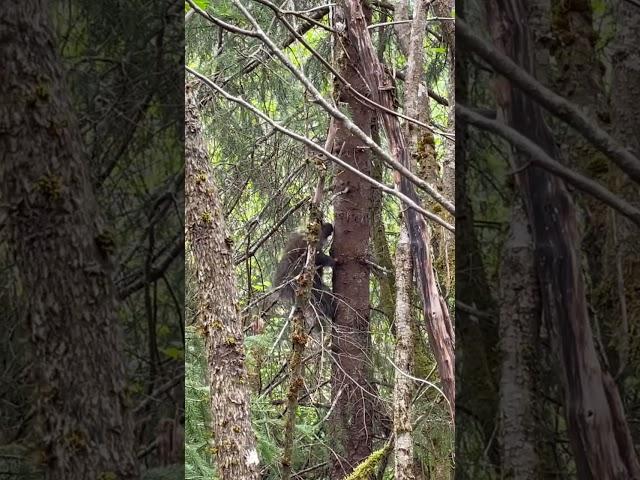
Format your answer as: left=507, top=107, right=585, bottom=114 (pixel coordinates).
left=457, top=18, right=640, bottom=185
left=186, top=0, right=259, bottom=37
left=234, top=197, right=308, bottom=265
left=251, top=0, right=450, bottom=139
left=227, top=0, right=455, bottom=215
left=458, top=104, right=640, bottom=227
left=117, top=235, right=185, bottom=300
left=187, top=67, right=454, bottom=231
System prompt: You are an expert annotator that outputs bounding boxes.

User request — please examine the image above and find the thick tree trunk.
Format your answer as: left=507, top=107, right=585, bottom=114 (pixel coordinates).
left=499, top=202, right=540, bottom=479
left=329, top=4, right=376, bottom=477
left=342, top=0, right=455, bottom=421
left=609, top=0, right=640, bottom=390
left=543, top=6, right=637, bottom=468
left=488, top=0, right=640, bottom=477
left=0, top=2, right=138, bottom=479
left=546, top=0, right=612, bottom=338
left=393, top=226, right=416, bottom=480
left=454, top=5, right=501, bottom=469
left=185, top=83, right=260, bottom=480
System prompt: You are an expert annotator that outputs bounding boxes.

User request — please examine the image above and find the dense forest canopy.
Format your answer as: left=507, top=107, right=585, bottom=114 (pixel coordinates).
left=456, top=0, right=640, bottom=478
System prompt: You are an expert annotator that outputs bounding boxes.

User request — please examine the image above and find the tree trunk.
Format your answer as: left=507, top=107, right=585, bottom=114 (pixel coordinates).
left=0, top=2, right=138, bottom=478
left=499, top=202, right=540, bottom=479
left=488, top=0, right=640, bottom=477
left=609, top=0, right=640, bottom=390
left=454, top=4, right=501, bottom=469
left=393, top=226, right=416, bottom=480
left=329, top=4, right=376, bottom=477
left=342, top=0, right=455, bottom=421
left=546, top=0, right=617, bottom=364
left=185, top=83, right=260, bottom=480
left=281, top=186, right=327, bottom=480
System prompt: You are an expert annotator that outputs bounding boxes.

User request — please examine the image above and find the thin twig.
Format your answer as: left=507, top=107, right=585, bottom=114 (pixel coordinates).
left=224, top=0, right=456, bottom=215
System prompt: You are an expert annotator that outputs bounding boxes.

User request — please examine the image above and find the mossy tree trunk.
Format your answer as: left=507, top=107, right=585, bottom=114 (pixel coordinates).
left=393, top=225, right=416, bottom=480
left=0, top=1, right=138, bottom=478
left=488, top=0, right=640, bottom=476
left=185, top=83, right=260, bottom=480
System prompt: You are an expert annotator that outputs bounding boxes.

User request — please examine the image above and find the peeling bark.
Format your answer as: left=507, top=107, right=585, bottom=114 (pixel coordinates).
left=341, top=0, right=454, bottom=420
left=487, top=0, right=640, bottom=477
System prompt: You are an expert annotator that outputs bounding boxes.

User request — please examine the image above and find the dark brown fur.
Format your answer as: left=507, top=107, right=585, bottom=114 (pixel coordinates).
left=274, top=223, right=336, bottom=319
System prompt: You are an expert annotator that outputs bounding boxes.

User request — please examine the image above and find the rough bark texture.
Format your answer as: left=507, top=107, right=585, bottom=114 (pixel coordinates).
left=404, top=0, right=454, bottom=302
left=329, top=4, right=376, bottom=477
left=546, top=0, right=612, bottom=327
left=185, top=83, right=260, bottom=480
left=391, top=0, right=411, bottom=54
left=609, top=0, right=640, bottom=389
left=455, top=4, right=501, bottom=469
left=488, top=0, right=640, bottom=477
left=393, top=226, right=416, bottom=480
left=404, top=0, right=437, bottom=187
left=499, top=202, right=540, bottom=479
left=543, top=5, right=638, bottom=468
left=0, top=2, right=138, bottom=478
left=342, top=0, right=455, bottom=421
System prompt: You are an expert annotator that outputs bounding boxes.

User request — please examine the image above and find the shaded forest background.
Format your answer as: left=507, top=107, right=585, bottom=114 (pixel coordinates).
left=457, top=0, right=640, bottom=478
left=0, top=1, right=184, bottom=478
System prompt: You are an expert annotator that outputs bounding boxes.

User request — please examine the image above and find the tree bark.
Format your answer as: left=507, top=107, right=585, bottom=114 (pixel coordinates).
left=393, top=225, right=416, bottom=480
left=329, top=4, right=376, bottom=477
left=341, top=0, right=455, bottom=421
left=185, top=83, right=260, bottom=480
left=546, top=0, right=611, bottom=318
left=487, top=0, right=640, bottom=477
left=499, top=202, right=540, bottom=479
left=0, top=2, right=138, bottom=478
left=609, top=0, right=640, bottom=388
